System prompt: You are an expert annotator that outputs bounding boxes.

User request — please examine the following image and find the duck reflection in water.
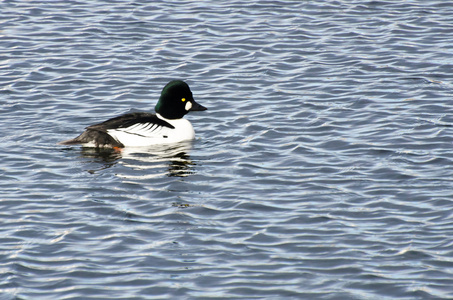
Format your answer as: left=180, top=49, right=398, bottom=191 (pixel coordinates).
left=79, top=141, right=196, bottom=177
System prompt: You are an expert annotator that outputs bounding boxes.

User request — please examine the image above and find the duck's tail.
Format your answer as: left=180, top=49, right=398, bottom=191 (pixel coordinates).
left=58, top=129, right=124, bottom=148
left=57, top=138, right=82, bottom=145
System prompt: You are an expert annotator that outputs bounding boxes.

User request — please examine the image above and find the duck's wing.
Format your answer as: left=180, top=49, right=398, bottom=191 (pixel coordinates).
left=88, top=112, right=174, bottom=131
left=59, top=112, right=175, bottom=148
left=94, top=112, right=174, bottom=140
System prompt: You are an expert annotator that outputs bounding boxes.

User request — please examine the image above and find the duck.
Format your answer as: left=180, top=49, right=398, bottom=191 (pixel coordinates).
left=59, top=80, right=207, bottom=148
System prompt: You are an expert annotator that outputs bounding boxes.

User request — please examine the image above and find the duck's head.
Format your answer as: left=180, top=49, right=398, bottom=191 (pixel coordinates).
left=155, top=80, right=207, bottom=119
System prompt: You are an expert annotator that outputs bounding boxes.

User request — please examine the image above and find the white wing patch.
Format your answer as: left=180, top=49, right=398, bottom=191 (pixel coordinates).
left=116, top=123, right=165, bottom=137
left=105, top=118, right=195, bottom=147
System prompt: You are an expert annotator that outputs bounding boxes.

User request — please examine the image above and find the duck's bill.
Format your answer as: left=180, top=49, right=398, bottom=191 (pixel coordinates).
left=190, top=100, right=207, bottom=111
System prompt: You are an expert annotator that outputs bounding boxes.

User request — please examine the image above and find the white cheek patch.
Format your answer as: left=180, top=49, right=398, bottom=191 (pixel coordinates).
left=185, top=101, right=192, bottom=111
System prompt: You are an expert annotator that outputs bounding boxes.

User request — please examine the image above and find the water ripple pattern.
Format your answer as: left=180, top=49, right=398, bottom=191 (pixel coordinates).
left=1, top=0, right=453, bottom=299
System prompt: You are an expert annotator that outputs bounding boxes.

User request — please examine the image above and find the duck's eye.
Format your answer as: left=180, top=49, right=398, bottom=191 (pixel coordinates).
left=181, top=98, right=186, bottom=102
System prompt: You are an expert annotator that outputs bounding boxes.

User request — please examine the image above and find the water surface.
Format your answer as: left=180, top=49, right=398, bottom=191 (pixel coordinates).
left=1, top=0, right=453, bottom=299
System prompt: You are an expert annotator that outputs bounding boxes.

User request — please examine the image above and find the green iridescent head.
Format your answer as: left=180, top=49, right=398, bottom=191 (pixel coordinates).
left=155, top=80, right=207, bottom=119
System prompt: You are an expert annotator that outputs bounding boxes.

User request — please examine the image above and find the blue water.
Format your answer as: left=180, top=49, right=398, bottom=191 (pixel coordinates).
left=2, top=0, right=453, bottom=299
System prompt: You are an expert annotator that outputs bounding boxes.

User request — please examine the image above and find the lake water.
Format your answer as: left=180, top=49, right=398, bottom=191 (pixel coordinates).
left=2, top=0, right=453, bottom=299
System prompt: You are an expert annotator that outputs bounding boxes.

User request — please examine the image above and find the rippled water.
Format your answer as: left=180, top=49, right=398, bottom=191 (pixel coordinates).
left=2, top=0, right=453, bottom=299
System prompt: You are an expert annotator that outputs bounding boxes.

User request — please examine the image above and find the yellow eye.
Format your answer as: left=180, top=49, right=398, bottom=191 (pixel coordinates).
left=181, top=98, right=186, bottom=102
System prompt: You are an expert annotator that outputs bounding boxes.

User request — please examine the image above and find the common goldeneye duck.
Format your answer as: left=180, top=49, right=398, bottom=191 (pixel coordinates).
left=59, top=80, right=207, bottom=148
